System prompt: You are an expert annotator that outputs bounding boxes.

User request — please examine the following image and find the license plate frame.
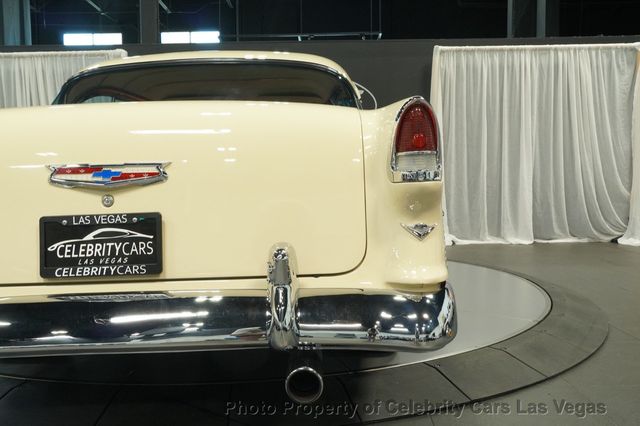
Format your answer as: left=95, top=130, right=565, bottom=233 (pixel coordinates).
left=40, top=212, right=162, bottom=279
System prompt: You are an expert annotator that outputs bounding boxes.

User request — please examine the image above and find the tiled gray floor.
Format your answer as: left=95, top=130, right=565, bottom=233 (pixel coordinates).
left=555, top=326, right=640, bottom=426
left=0, top=377, right=23, bottom=399
left=427, top=347, right=545, bottom=400
left=381, top=415, right=435, bottom=425
left=228, top=377, right=359, bottom=425
left=0, top=381, right=116, bottom=426
left=154, top=384, right=232, bottom=418
left=426, top=375, right=618, bottom=426
left=491, top=328, right=593, bottom=377
left=443, top=243, right=640, bottom=426
left=340, top=363, right=468, bottom=422
left=96, top=387, right=228, bottom=426
left=448, top=243, right=640, bottom=339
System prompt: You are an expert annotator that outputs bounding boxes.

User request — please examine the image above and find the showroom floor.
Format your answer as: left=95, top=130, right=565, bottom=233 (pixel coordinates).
left=396, top=242, right=640, bottom=426
left=0, top=242, right=637, bottom=425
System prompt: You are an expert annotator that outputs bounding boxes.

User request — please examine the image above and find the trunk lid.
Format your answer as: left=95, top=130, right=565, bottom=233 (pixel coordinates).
left=0, top=101, right=366, bottom=284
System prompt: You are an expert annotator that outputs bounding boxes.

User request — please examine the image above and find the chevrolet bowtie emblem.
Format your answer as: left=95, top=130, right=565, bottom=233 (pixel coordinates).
left=401, top=223, right=436, bottom=241
left=48, top=163, right=169, bottom=188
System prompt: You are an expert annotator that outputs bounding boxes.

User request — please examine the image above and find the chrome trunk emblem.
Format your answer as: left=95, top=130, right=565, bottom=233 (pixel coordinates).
left=48, top=163, right=169, bottom=188
left=401, top=223, right=436, bottom=241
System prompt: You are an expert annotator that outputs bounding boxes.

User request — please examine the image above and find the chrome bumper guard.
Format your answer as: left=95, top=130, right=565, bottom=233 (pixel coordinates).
left=0, top=245, right=455, bottom=357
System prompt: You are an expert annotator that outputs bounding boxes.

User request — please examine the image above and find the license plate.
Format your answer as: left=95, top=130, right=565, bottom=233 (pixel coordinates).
left=40, top=213, right=162, bottom=279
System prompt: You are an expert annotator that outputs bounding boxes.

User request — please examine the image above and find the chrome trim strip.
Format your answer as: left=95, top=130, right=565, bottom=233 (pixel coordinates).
left=391, top=169, right=441, bottom=183
left=389, top=96, right=443, bottom=183
left=0, top=282, right=455, bottom=357
left=47, top=163, right=170, bottom=189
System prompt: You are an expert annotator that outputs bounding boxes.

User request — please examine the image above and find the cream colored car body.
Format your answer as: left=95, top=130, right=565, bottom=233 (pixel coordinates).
left=0, top=52, right=453, bottom=364
left=0, top=51, right=446, bottom=300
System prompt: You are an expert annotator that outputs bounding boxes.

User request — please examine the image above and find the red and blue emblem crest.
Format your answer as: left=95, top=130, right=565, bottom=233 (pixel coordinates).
left=48, top=163, right=169, bottom=188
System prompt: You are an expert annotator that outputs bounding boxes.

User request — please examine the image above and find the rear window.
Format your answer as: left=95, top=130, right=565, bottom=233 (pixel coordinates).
left=56, top=61, right=358, bottom=108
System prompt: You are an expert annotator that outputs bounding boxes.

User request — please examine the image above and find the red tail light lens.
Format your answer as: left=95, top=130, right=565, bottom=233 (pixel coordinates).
left=395, top=104, right=438, bottom=153
left=391, top=98, right=441, bottom=182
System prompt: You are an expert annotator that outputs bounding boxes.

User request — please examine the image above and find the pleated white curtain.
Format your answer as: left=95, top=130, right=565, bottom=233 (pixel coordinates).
left=430, top=43, right=640, bottom=246
left=621, top=49, right=640, bottom=245
left=0, top=49, right=127, bottom=108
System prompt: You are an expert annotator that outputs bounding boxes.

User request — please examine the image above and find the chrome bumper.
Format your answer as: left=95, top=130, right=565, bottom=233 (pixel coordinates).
left=0, top=245, right=455, bottom=357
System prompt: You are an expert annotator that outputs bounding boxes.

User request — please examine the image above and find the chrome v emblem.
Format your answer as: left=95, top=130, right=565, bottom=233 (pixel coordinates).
left=401, top=223, right=436, bottom=241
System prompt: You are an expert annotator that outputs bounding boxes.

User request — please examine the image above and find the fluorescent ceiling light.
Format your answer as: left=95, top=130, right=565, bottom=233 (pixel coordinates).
left=161, top=32, right=190, bottom=44
left=63, top=33, right=122, bottom=46
left=161, top=31, right=220, bottom=44
left=93, top=33, right=122, bottom=45
left=63, top=33, right=93, bottom=46
left=190, top=31, right=220, bottom=44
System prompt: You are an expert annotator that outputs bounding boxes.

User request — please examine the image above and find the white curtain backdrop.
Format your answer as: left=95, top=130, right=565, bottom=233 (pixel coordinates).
left=620, top=49, right=640, bottom=245
left=0, top=49, right=127, bottom=108
left=430, top=43, right=640, bottom=246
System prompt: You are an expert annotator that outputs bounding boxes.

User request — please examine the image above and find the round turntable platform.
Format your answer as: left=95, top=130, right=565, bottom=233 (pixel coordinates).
left=0, top=261, right=607, bottom=425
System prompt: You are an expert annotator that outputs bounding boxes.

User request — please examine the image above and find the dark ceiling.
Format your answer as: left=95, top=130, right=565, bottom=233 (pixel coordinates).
left=26, top=0, right=640, bottom=45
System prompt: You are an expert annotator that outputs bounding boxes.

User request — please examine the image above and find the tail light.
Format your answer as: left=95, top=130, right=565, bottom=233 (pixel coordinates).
left=390, top=97, right=441, bottom=182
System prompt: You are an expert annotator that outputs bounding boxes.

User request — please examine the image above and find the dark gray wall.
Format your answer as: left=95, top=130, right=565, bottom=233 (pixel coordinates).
left=2, top=36, right=639, bottom=106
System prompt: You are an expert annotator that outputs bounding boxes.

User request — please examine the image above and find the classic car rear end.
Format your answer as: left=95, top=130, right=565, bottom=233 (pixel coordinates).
left=0, top=51, right=454, bottom=403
